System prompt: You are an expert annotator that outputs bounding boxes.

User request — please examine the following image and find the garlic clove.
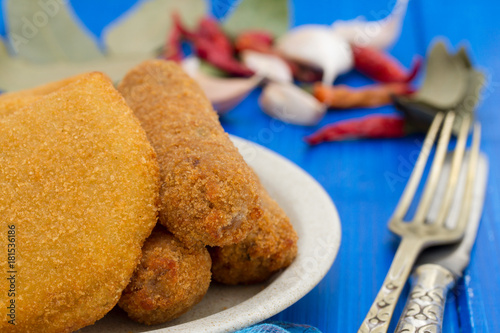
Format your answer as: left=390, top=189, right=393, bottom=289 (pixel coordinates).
left=195, top=74, right=261, bottom=114
left=259, top=81, right=326, bottom=126
left=331, top=0, right=409, bottom=49
left=180, top=56, right=200, bottom=77
left=241, top=50, right=293, bottom=83
left=181, top=57, right=262, bottom=114
left=275, top=25, right=353, bottom=86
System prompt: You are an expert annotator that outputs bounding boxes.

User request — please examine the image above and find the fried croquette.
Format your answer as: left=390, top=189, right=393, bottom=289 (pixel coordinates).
left=0, top=74, right=87, bottom=118
left=119, top=226, right=211, bottom=325
left=0, top=73, right=160, bottom=333
left=118, top=60, right=262, bottom=247
left=209, top=184, right=298, bottom=285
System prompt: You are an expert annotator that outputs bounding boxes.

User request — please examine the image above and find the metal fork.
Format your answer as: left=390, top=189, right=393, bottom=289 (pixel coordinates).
left=358, top=111, right=481, bottom=333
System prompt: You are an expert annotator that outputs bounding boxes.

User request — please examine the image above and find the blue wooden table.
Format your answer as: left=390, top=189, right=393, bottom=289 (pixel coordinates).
left=263, top=1, right=500, bottom=332
left=1, top=0, right=499, bottom=332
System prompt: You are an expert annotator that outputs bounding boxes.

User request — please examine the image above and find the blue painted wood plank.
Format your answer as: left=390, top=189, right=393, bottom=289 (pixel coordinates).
left=411, top=1, right=500, bottom=332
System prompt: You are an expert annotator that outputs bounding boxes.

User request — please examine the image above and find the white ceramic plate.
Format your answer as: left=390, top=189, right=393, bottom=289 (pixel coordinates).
left=80, top=136, right=341, bottom=333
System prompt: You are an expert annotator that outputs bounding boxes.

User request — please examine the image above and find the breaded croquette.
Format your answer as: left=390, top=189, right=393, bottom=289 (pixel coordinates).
left=119, top=226, right=211, bottom=325
left=0, top=73, right=160, bottom=333
left=0, top=74, right=87, bottom=118
left=118, top=60, right=262, bottom=247
left=209, top=184, right=298, bottom=285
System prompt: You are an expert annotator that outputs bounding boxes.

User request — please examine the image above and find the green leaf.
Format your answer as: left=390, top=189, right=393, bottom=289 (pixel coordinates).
left=221, top=0, right=289, bottom=38
left=103, top=0, right=206, bottom=57
left=393, top=39, right=485, bottom=134
left=5, top=0, right=104, bottom=63
left=0, top=0, right=208, bottom=92
left=0, top=53, right=152, bottom=92
left=0, top=38, right=8, bottom=58
left=412, top=41, right=468, bottom=109
left=453, top=69, right=485, bottom=131
left=199, top=60, right=231, bottom=77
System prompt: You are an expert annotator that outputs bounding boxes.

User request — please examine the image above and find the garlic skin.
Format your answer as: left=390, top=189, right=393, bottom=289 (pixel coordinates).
left=241, top=50, right=293, bottom=83
left=259, top=82, right=326, bottom=126
left=331, top=0, right=409, bottom=49
left=180, top=56, right=200, bottom=77
left=275, top=25, right=353, bottom=86
left=181, top=57, right=261, bottom=114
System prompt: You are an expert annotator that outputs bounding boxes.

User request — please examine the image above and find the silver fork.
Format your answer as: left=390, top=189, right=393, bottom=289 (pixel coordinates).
left=358, top=111, right=481, bottom=333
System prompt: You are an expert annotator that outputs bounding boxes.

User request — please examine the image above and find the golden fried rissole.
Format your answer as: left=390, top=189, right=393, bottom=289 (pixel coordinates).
left=119, top=226, right=211, bottom=325
left=118, top=60, right=262, bottom=247
left=0, top=73, right=160, bottom=333
left=0, top=74, right=85, bottom=119
left=209, top=184, right=298, bottom=285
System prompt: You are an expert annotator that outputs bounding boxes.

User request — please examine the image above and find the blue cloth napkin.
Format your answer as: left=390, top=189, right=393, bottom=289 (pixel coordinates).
left=235, top=321, right=321, bottom=333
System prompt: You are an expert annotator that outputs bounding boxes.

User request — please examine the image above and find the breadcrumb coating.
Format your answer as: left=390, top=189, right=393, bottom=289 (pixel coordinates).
left=0, top=73, right=160, bottom=332
left=209, top=184, right=298, bottom=285
left=119, top=226, right=211, bottom=325
left=0, top=74, right=87, bottom=119
left=118, top=60, right=262, bottom=247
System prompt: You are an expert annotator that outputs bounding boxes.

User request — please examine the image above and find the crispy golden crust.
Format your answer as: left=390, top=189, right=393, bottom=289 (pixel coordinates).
left=119, top=226, right=211, bottom=325
left=0, top=73, right=160, bottom=333
left=0, top=74, right=88, bottom=119
left=118, top=60, right=262, bottom=247
left=209, top=184, right=298, bottom=285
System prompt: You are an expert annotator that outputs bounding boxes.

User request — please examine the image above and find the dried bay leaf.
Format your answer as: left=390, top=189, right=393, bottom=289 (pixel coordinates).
left=199, top=60, right=231, bottom=78
left=393, top=96, right=443, bottom=132
left=393, top=40, right=485, bottom=134
left=0, top=55, right=151, bottom=92
left=0, top=38, right=8, bottom=57
left=450, top=69, right=484, bottom=132
left=212, top=0, right=240, bottom=20
left=0, top=0, right=208, bottom=92
left=103, top=0, right=206, bottom=57
left=1, top=0, right=286, bottom=93
left=221, top=0, right=289, bottom=38
left=412, top=41, right=468, bottom=109
left=5, top=0, right=104, bottom=63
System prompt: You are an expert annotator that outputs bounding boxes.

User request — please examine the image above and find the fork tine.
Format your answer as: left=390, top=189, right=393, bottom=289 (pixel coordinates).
left=412, top=112, right=456, bottom=224
left=434, top=116, right=471, bottom=227
left=391, top=113, right=445, bottom=223
left=453, top=123, right=481, bottom=234
left=360, top=116, right=483, bottom=333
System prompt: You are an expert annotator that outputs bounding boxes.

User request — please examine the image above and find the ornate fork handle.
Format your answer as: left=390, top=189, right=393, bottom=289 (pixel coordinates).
left=395, top=264, right=455, bottom=333
left=358, top=238, right=424, bottom=333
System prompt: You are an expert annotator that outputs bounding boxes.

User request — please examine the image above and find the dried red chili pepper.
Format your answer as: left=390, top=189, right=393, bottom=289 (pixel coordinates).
left=314, top=82, right=414, bottom=109
left=234, top=31, right=322, bottom=82
left=352, top=45, right=421, bottom=83
left=164, top=13, right=183, bottom=62
left=173, top=15, right=254, bottom=76
left=197, top=17, right=234, bottom=56
left=305, top=115, right=406, bottom=145
left=235, top=31, right=274, bottom=53
left=172, top=13, right=194, bottom=39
